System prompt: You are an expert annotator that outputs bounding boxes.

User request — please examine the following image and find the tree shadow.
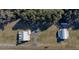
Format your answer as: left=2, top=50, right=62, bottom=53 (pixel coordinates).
left=71, top=21, right=79, bottom=30
left=12, top=20, right=30, bottom=30
left=12, top=19, right=53, bottom=32
left=59, top=9, right=79, bottom=30
left=0, top=23, right=4, bottom=31
left=12, top=19, right=53, bottom=45
left=0, top=13, right=20, bottom=31
left=56, top=13, right=70, bottom=29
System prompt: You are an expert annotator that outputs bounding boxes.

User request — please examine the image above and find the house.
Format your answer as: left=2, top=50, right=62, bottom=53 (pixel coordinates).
left=58, top=29, right=69, bottom=39
left=17, top=29, right=31, bottom=44
left=57, top=23, right=69, bottom=41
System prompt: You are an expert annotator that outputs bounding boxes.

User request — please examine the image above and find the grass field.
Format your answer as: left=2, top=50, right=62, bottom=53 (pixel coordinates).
left=0, top=20, right=79, bottom=49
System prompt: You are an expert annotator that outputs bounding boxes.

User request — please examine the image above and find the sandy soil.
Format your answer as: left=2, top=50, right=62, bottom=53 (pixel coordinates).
left=0, top=20, right=79, bottom=50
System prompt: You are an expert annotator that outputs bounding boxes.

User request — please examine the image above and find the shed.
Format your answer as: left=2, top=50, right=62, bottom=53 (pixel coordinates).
left=18, top=29, right=31, bottom=43
left=58, top=29, right=69, bottom=39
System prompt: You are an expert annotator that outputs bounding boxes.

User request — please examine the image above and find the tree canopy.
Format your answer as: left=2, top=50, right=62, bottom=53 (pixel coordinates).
left=0, top=9, right=64, bottom=24
left=0, top=9, right=79, bottom=30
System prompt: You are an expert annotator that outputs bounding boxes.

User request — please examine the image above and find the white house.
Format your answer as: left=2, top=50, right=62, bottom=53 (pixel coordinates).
left=58, top=29, right=69, bottom=39
left=18, top=29, right=31, bottom=43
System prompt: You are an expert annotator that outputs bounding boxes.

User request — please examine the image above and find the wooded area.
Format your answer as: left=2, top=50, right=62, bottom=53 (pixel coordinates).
left=0, top=9, right=79, bottom=31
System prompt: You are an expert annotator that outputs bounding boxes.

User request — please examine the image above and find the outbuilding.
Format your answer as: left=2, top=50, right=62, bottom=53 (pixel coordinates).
left=58, top=28, right=69, bottom=39
left=17, top=29, right=31, bottom=44
left=57, top=23, right=69, bottom=42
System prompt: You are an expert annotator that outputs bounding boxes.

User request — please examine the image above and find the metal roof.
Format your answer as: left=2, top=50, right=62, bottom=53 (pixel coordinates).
left=58, top=29, right=69, bottom=39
